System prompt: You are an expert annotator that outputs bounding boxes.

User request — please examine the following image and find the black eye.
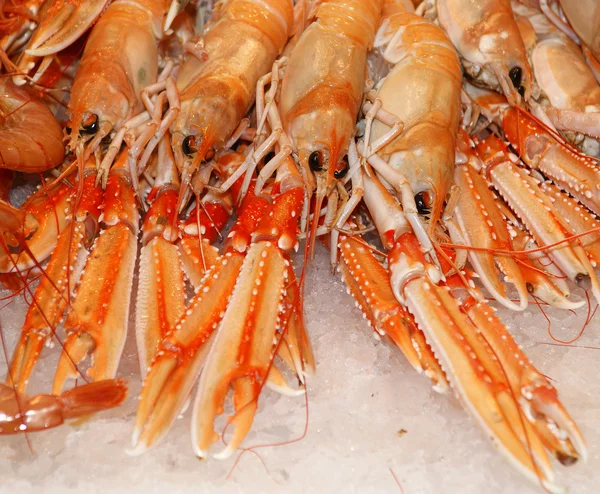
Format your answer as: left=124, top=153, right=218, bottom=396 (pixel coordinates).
left=415, top=191, right=431, bottom=215
left=334, top=155, right=349, bottom=179
left=309, top=150, right=323, bottom=172
left=509, top=67, right=521, bottom=88
left=182, top=135, right=199, bottom=156
left=80, top=114, right=98, bottom=135
left=509, top=66, right=525, bottom=97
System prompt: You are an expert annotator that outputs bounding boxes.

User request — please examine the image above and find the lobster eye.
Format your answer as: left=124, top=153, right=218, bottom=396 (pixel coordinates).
left=509, top=66, right=525, bottom=97
left=509, top=67, right=522, bottom=88
left=182, top=135, right=199, bottom=156
left=308, top=150, right=324, bottom=172
left=334, top=155, right=349, bottom=179
left=415, top=191, right=432, bottom=215
left=80, top=114, right=99, bottom=135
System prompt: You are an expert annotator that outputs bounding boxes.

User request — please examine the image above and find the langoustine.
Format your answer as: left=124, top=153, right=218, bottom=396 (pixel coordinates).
left=0, top=0, right=597, bottom=491
left=336, top=1, right=587, bottom=490
left=131, top=0, right=304, bottom=459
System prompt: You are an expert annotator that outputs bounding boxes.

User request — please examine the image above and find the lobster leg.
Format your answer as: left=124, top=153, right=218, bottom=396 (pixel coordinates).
left=337, top=234, right=448, bottom=391
left=8, top=161, right=103, bottom=392
left=131, top=251, right=245, bottom=453
left=450, top=161, right=528, bottom=310
left=53, top=152, right=139, bottom=393
left=24, top=0, right=109, bottom=56
left=192, top=241, right=291, bottom=459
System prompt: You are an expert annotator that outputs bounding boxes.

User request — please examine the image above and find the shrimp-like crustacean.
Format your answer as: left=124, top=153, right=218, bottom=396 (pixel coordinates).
left=130, top=0, right=301, bottom=459
left=65, top=0, right=180, bottom=181
left=224, top=0, right=383, bottom=255
left=338, top=0, right=458, bottom=398
left=278, top=0, right=382, bottom=247
left=536, top=0, right=600, bottom=80
left=0, top=378, right=127, bottom=434
left=0, top=78, right=64, bottom=172
left=426, top=0, right=533, bottom=106
left=0, top=76, right=68, bottom=279
left=132, top=0, right=294, bottom=208
left=337, top=1, right=586, bottom=490
left=512, top=4, right=600, bottom=156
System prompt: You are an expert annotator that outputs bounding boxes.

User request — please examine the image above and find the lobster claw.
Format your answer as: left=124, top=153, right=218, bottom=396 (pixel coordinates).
left=133, top=174, right=308, bottom=457
left=501, top=107, right=600, bottom=217
left=475, top=135, right=596, bottom=287
left=540, top=181, right=600, bottom=270
left=25, top=0, right=109, bottom=56
left=0, top=174, right=74, bottom=274
left=192, top=241, right=296, bottom=460
left=337, top=234, right=448, bottom=392
left=466, top=303, right=587, bottom=466
left=136, top=187, right=186, bottom=376
left=450, top=163, right=528, bottom=311
left=131, top=252, right=245, bottom=454
left=503, top=218, right=582, bottom=310
left=518, top=257, right=583, bottom=310
left=388, top=231, right=584, bottom=492
left=8, top=221, right=89, bottom=392
left=8, top=160, right=103, bottom=393
left=52, top=153, right=139, bottom=393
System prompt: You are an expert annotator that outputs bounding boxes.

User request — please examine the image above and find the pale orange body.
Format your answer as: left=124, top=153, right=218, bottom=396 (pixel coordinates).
left=437, top=0, right=532, bottom=105
left=0, top=79, right=64, bottom=172
left=0, top=380, right=126, bottom=434
left=532, top=34, right=600, bottom=140
left=557, top=0, right=600, bottom=59
left=279, top=0, right=382, bottom=181
left=68, top=0, right=168, bottom=147
left=370, top=5, right=462, bottom=227
left=171, top=0, right=293, bottom=165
